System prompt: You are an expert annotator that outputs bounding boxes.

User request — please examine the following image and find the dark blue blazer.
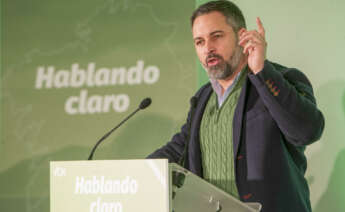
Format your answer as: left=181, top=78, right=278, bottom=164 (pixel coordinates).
left=148, top=61, right=324, bottom=212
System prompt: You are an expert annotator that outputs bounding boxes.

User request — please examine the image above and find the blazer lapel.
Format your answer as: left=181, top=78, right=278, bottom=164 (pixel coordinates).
left=233, top=77, right=249, bottom=161
left=189, top=84, right=213, bottom=177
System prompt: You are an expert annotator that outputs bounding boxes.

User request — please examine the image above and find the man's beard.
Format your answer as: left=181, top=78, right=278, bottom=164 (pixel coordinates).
left=204, top=46, right=243, bottom=80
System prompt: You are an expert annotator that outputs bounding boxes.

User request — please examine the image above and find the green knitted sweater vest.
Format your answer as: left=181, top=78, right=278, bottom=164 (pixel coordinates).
left=200, top=72, right=246, bottom=198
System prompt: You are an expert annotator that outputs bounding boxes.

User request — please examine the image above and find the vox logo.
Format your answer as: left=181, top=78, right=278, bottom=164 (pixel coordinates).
left=54, top=167, right=66, bottom=177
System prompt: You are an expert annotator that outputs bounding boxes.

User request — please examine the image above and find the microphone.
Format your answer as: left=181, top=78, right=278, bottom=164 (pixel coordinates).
left=190, top=96, right=198, bottom=109
left=139, top=97, right=151, bottom=109
left=87, top=97, right=152, bottom=160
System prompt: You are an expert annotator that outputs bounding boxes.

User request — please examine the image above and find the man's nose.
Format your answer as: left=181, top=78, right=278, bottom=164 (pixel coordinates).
left=205, top=41, right=216, bottom=54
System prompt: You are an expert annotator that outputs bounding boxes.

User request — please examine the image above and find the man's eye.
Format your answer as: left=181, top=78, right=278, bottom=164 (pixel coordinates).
left=195, top=40, right=203, bottom=46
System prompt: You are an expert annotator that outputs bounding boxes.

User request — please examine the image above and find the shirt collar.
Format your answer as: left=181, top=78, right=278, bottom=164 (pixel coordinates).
left=209, top=68, right=245, bottom=107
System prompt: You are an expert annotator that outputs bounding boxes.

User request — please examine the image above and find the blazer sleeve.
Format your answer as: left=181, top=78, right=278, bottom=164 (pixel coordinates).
left=147, top=83, right=210, bottom=162
left=248, top=60, right=325, bottom=146
left=146, top=123, right=189, bottom=163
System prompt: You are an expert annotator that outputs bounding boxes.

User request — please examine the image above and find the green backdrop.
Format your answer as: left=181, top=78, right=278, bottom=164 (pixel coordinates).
left=1, top=0, right=345, bottom=211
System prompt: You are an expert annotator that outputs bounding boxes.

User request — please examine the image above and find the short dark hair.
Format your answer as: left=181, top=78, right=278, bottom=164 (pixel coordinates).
left=190, top=0, right=246, bottom=33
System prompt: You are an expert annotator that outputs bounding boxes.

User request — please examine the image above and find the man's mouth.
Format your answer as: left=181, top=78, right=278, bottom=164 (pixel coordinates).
left=207, top=57, right=220, bottom=66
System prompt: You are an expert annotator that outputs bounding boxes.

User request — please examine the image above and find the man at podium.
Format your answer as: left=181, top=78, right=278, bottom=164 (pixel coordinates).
left=148, top=1, right=324, bottom=212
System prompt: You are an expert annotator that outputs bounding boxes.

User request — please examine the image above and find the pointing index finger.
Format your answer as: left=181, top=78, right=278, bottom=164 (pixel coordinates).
left=256, top=17, right=265, bottom=37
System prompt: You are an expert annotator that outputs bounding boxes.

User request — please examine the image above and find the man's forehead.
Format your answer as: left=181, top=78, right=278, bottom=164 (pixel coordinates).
left=192, top=11, right=233, bottom=38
